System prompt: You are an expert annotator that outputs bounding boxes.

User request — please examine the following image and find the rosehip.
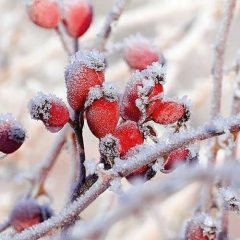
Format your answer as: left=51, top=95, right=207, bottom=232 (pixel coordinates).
left=185, top=215, right=217, bottom=240
left=121, top=63, right=165, bottom=122
left=126, top=165, right=149, bottom=184
left=162, top=148, right=190, bottom=173
left=86, top=84, right=119, bottom=138
left=147, top=100, right=187, bottom=125
left=28, top=0, right=60, bottom=29
left=65, top=50, right=105, bottom=111
left=0, top=114, right=26, bottom=154
left=124, top=35, right=160, bottom=70
left=113, top=120, right=144, bottom=156
left=10, top=200, right=52, bottom=232
left=28, top=92, right=69, bottom=133
left=63, top=0, right=93, bottom=38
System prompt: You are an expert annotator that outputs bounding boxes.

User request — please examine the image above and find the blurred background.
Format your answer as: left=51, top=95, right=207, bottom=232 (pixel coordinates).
left=1, top=0, right=240, bottom=239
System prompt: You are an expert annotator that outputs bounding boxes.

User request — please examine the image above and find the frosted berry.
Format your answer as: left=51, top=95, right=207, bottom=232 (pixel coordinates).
left=121, top=63, right=165, bottom=122
left=126, top=165, right=149, bottom=184
left=86, top=84, right=119, bottom=138
left=10, top=200, right=50, bottom=232
left=162, top=148, right=190, bottom=173
left=65, top=50, right=105, bottom=111
left=28, top=92, right=69, bottom=133
left=113, top=120, right=144, bottom=156
left=147, top=100, right=187, bottom=125
left=185, top=214, right=217, bottom=240
left=0, top=114, right=26, bottom=154
left=124, top=35, right=160, bottom=70
left=28, top=0, right=60, bottom=29
left=63, top=0, right=93, bottom=38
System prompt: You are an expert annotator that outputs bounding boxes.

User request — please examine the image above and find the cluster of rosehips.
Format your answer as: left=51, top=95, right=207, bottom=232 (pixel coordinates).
left=0, top=0, right=197, bottom=235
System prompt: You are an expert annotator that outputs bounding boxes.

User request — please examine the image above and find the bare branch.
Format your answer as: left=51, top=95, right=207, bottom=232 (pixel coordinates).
left=27, top=126, right=68, bottom=198
left=95, top=0, right=130, bottom=50
left=71, top=163, right=240, bottom=240
left=211, top=0, right=236, bottom=118
left=4, top=114, right=240, bottom=240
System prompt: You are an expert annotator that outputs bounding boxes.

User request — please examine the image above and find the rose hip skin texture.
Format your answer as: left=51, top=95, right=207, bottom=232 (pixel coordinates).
left=124, top=42, right=159, bottom=70
left=121, top=81, right=163, bottom=122
left=185, top=221, right=215, bottom=240
left=10, top=200, right=43, bottom=232
left=28, top=0, right=60, bottom=28
left=66, top=67, right=104, bottom=111
left=163, top=148, right=190, bottom=172
left=147, top=101, right=185, bottom=125
left=63, top=0, right=93, bottom=38
left=86, top=98, right=119, bottom=138
left=0, top=115, right=25, bottom=154
left=113, top=120, right=144, bottom=156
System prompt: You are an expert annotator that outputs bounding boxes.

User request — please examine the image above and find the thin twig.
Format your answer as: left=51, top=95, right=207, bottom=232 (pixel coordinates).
left=27, top=126, right=69, bottom=198
left=5, top=114, right=240, bottom=240
left=0, top=220, right=10, bottom=233
left=70, top=111, right=86, bottom=202
left=211, top=0, right=236, bottom=118
left=55, top=27, right=72, bottom=55
left=95, top=0, right=130, bottom=50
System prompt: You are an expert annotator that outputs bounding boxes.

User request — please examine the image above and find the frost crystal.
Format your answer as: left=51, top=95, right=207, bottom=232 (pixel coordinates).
left=85, top=83, right=119, bottom=108
left=219, top=187, right=240, bottom=213
left=66, top=50, right=105, bottom=74
left=0, top=113, right=26, bottom=143
left=109, top=178, right=122, bottom=194
left=84, top=160, right=97, bottom=175
left=124, top=33, right=156, bottom=50
left=141, top=62, right=166, bottom=84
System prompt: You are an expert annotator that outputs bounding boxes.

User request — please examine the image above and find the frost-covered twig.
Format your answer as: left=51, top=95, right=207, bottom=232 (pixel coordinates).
left=71, top=163, right=240, bottom=240
left=3, top=115, right=240, bottom=240
left=211, top=0, right=236, bottom=118
left=70, top=111, right=86, bottom=202
left=55, top=27, right=72, bottom=55
left=95, top=0, right=130, bottom=50
left=0, top=219, right=10, bottom=233
left=28, top=126, right=68, bottom=198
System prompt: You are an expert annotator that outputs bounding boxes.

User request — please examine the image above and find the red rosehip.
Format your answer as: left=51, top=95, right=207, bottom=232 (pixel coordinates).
left=28, top=92, right=69, bottom=133
left=63, top=0, right=93, bottom=38
left=147, top=100, right=186, bottom=125
left=113, top=120, right=144, bottom=156
left=86, top=85, right=119, bottom=138
left=65, top=50, right=105, bottom=111
left=28, top=0, right=60, bottom=29
left=0, top=114, right=26, bottom=154
left=121, top=63, right=165, bottom=122
left=162, top=148, right=190, bottom=173
left=126, top=165, right=149, bottom=184
left=124, top=35, right=160, bottom=70
left=185, top=215, right=217, bottom=240
left=10, top=200, right=43, bottom=232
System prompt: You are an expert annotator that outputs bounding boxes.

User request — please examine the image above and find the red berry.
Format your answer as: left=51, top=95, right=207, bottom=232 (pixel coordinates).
left=162, top=148, right=190, bottom=172
left=113, top=120, right=144, bottom=156
left=147, top=100, right=185, bottom=125
left=121, top=63, right=165, bottom=122
left=65, top=50, right=105, bottom=111
left=126, top=165, right=148, bottom=183
left=28, top=0, right=60, bottom=29
left=28, top=92, right=69, bottom=133
left=63, top=0, right=93, bottom=38
left=86, top=85, right=119, bottom=138
left=185, top=215, right=217, bottom=240
left=10, top=200, right=43, bottom=232
left=124, top=35, right=160, bottom=70
left=0, top=114, right=26, bottom=154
